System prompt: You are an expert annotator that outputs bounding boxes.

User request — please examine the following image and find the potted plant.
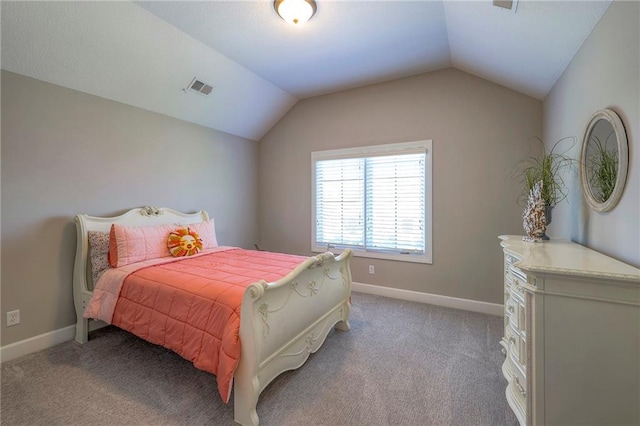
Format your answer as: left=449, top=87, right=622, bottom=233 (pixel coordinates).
left=511, top=137, right=576, bottom=237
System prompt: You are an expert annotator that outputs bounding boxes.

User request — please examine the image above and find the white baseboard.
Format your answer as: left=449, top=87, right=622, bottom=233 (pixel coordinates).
left=352, top=282, right=504, bottom=316
left=0, top=325, right=75, bottom=363
left=1, top=285, right=502, bottom=363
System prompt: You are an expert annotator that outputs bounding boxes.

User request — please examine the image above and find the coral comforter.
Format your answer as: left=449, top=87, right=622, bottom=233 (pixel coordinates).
left=84, top=248, right=305, bottom=402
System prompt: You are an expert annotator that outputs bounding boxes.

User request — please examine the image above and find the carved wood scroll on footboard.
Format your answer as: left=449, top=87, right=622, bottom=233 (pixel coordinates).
left=234, top=249, right=353, bottom=426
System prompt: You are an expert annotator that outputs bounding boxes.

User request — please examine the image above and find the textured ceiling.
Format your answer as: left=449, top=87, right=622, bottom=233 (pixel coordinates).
left=1, top=1, right=612, bottom=141
left=444, top=0, right=613, bottom=99
left=1, top=1, right=297, bottom=141
left=136, top=1, right=451, bottom=99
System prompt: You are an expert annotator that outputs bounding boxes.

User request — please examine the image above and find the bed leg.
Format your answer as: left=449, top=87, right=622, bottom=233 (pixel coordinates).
left=233, top=379, right=259, bottom=426
left=75, top=317, right=88, bottom=344
left=335, top=320, right=350, bottom=331
left=335, top=301, right=351, bottom=331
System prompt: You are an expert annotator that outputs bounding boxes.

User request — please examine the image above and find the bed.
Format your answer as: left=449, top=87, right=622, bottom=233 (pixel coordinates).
left=73, top=206, right=353, bottom=426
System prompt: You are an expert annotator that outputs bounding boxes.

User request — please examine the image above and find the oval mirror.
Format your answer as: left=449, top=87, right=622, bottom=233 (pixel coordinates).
left=580, top=109, right=628, bottom=212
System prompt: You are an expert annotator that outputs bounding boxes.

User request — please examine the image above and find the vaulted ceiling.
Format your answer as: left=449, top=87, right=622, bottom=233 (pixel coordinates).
left=1, top=1, right=612, bottom=141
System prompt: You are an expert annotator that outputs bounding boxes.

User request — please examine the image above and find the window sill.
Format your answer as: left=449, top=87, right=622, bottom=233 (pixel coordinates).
left=312, top=246, right=432, bottom=264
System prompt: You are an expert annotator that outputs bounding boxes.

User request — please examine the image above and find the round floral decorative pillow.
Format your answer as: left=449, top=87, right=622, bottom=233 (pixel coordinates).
left=167, top=227, right=203, bottom=257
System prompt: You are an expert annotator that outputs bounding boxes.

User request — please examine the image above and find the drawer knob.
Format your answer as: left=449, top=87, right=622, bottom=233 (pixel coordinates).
left=501, top=347, right=507, bottom=355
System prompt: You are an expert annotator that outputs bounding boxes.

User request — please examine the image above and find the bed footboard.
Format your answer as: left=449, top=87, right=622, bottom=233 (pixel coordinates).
left=234, top=249, right=353, bottom=426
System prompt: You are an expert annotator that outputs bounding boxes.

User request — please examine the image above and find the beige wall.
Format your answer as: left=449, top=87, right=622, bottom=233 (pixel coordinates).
left=1, top=71, right=258, bottom=346
left=544, top=0, right=639, bottom=267
left=258, top=68, right=542, bottom=304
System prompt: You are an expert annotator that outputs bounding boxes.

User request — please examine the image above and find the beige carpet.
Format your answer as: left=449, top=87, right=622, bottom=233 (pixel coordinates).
left=1, top=292, right=517, bottom=425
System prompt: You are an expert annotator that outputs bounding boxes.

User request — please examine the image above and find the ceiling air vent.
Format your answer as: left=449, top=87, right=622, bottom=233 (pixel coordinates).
left=493, top=0, right=518, bottom=12
left=185, top=77, right=214, bottom=96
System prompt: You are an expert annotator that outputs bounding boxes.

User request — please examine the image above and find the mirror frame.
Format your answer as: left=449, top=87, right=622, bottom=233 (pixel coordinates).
left=580, top=108, right=628, bottom=212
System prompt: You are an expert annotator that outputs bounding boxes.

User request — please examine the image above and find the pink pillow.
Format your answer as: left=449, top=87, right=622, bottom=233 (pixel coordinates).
left=108, top=223, right=174, bottom=268
left=187, top=220, right=218, bottom=249
left=108, top=220, right=219, bottom=268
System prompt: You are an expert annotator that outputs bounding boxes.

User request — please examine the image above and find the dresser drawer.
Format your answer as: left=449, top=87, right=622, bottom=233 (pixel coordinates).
left=506, top=374, right=527, bottom=425
left=507, top=323, right=526, bottom=373
left=510, top=273, right=527, bottom=298
left=505, top=296, right=519, bottom=329
left=505, top=254, right=518, bottom=277
left=506, top=325, right=518, bottom=353
left=505, top=253, right=519, bottom=267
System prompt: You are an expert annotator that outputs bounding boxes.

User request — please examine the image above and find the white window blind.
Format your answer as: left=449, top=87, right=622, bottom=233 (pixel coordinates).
left=315, top=158, right=364, bottom=248
left=312, top=140, right=431, bottom=263
left=365, top=153, right=425, bottom=253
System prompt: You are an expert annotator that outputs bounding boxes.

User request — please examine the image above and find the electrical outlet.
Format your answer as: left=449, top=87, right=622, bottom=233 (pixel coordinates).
left=7, top=310, right=20, bottom=327
left=368, top=265, right=375, bottom=274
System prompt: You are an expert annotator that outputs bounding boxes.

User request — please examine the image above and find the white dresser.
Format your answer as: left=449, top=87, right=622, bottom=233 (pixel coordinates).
left=499, top=235, right=640, bottom=425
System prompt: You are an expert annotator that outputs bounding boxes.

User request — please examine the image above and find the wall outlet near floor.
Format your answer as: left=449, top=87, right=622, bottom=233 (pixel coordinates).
left=7, top=310, right=20, bottom=327
left=368, top=265, right=375, bottom=274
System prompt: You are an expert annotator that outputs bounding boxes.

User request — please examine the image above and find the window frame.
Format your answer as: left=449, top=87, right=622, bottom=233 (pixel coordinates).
left=311, top=140, right=432, bottom=264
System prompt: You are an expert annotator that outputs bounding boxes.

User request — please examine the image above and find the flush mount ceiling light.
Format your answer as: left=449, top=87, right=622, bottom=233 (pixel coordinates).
left=274, top=0, right=317, bottom=25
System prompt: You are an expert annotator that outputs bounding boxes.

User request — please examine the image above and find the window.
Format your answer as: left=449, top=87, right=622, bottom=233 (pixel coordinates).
left=312, top=140, right=432, bottom=263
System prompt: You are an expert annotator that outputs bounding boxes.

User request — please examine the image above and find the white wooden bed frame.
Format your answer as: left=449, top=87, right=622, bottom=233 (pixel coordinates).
left=73, top=206, right=352, bottom=426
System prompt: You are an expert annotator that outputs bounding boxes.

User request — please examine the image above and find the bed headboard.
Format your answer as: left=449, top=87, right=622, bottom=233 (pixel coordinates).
left=73, top=206, right=209, bottom=340
left=76, top=206, right=209, bottom=234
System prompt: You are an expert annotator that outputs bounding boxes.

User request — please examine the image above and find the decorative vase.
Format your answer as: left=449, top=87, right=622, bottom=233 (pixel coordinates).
left=540, top=205, right=553, bottom=240
left=523, top=181, right=547, bottom=243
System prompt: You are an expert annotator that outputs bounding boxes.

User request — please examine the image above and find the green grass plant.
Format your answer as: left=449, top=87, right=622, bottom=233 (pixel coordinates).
left=585, top=135, right=618, bottom=203
left=511, top=137, right=576, bottom=208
